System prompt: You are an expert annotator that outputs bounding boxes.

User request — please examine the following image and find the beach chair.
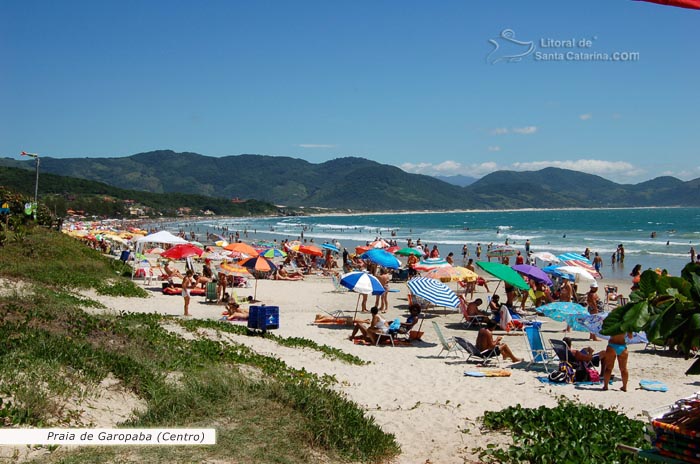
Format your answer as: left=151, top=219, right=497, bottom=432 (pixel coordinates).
left=205, top=281, right=217, bottom=303
left=458, top=298, right=489, bottom=330
left=550, top=339, right=598, bottom=373
left=432, top=321, right=464, bottom=358
left=330, top=273, right=348, bottom=293
left=524, top=324, right=555, bottom=372
left=454, top=337, right=500, bottom=366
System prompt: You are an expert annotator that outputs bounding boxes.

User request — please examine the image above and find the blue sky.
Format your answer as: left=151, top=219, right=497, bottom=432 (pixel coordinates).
left=1, top=0, right=698, bottom=183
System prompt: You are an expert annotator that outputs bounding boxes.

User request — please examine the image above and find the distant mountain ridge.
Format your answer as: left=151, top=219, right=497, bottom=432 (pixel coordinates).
left=433, top=174, right=478, bottom=187
left=2, top=150, right=699, bottom=210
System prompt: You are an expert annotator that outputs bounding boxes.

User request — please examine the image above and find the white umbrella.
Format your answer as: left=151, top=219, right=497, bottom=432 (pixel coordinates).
left=530, top=251, right=560, bottom=263
left=555, top=265, right=596, bottom=284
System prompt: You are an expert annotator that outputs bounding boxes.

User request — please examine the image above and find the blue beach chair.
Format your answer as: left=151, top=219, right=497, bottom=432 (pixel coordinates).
left=524, top=323, right=555, bottom=373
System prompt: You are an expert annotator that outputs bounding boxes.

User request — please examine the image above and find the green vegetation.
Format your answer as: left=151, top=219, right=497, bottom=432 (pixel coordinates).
left=476, top=398, right=646, bottom=463
left=0, top=166, right=281, bottom=218
left=602, top=262, right=700, bottom=374
left=0, top=225, right=400, bottom=463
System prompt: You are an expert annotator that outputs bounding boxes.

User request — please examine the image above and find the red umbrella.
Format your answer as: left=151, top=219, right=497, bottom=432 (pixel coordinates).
left=160, top=243, right=203, bottom=259
left=636, top=0, right=700, bottom=9
left=298, top=244, right=323, bottom=257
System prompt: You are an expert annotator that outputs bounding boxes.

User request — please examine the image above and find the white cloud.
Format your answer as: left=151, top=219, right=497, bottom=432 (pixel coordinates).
left=297, top=144, right=337, bottom=148
left=579, top=113, right=592, bottom=121
left=490, top=127, right=509, bottom=135
left=399, top=158, right=646, bottom=181
left=488, top=146, right=501, bottom=152
left=512, top=126, right=538, bottom=135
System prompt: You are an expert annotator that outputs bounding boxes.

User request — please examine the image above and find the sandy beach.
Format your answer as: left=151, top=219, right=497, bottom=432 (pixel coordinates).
left=76, top=263, right=700, bottom=464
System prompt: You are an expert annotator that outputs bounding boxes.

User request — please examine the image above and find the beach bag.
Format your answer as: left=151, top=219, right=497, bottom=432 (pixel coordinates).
left=389, top=318, right=401, bottom=332
left=549, top=361, right=575, bottom=383
left=587, top=368, right=601, bottom=383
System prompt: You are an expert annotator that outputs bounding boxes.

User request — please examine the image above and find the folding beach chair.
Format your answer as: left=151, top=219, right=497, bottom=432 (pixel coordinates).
left=431, top=321, right=464, bottom=358
left=330, top=273, right=348, bottom=293
left=454, top=337, right=500, bottom=366
left=458, top=297, right=489, bottom=330
left=524, top=324, right=555, bottom=373
left=205, top=281, right=217, bottom=303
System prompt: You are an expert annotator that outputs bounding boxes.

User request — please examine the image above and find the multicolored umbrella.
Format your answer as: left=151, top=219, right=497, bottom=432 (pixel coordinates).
left=360, top=249, right=401, bottom=269
left=218, top=262, right=249, bottom=276
left=370, top=239, right=391, bottom=249
left=161, top=243, right=204, bottom=260
left=259, top=248, right=287, bottom=259
left=557, top=253, right=601, bottom=278
left=530, top=251, right=560, bottom=263
left=407, top=277, right=460, bottom=309
left=476, top=261, right=529, bottom=291
left=238, top=256, right=277, bottom=300
left=512, top=264, right=553, bottom=286
left=413, top=258, right=450, bottom=272
left=486, top=246, right=518, bottom=258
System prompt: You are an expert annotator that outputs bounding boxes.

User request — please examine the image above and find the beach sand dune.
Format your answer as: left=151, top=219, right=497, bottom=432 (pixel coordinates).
left=83, top=272, right=698, bottom=463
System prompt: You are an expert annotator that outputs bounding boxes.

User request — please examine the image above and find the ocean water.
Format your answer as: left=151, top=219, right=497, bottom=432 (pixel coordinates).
left=166, top=208, right=700, bottom=279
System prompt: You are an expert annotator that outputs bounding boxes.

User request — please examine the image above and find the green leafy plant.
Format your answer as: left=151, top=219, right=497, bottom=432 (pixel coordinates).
left=602, top=263, right=700, bottom=374
left=476, top=398, right=645, bottom=463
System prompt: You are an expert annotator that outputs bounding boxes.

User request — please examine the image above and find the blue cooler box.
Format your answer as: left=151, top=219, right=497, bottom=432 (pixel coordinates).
left=247, top=305, right=280, bottom=331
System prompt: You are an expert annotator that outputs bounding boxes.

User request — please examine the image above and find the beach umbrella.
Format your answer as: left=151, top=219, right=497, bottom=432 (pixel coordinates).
left=161, top=243, right=204, bottom=260
left=407, top=277, right=460, bottom=309
left=238, top=256, right=277, bottom=300
left=203, top=251, right=231, bottom=261
left=190, top=240, right=204, bottom=248
left=530, top=251, right=560, bottom=263
left=339, top=271, right=386, bottom=320
left=425, top=266, right=478, bottom=283
left=512, top=264, right=553, bottom=286
left=298, top=244, right=323, bottom=257
left=370, top=239, right=391, bottom=249
left=360, top=249, right=401, bottom=269
left=224, top=242, right=259, bottom=257
left=539, top=302, right=589, bottom=331
left=556, top=252, right=600, bottom=278
left=285, top=240, right=302, bottom=251
left=259, top=248, right=287, bottom=259
left=355, top=245, right=372, bottom=255
left=385, top=245, right=400, bottom=254
left=321, top=243, right=340, bottom=253
left=413, top=258, right=450, bottom=272
left=394, top=247, right=423, bottom=257
left=476, top=261, right=530, bottom=291
left=486, top=246, right=518, bottom=258
left=145, top=247, right=165, bottom=254
left=554, top=265, right=596, bottom=284
left=218, top=262, right=249, bottom=276
left=215, top=240, right=229, bottom=247
left=574, top=312, right=649, bottom=344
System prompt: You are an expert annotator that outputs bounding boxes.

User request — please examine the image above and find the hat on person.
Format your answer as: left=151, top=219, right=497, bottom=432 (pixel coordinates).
left=590, top=282, right=598, bottom=288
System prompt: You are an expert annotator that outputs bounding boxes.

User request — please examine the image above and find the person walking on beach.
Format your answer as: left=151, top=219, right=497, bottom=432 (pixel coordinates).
left=462, top=244, right=469, bottom=264
left=476, top=243, right=482, bottom=259
left=691, top=246, right=696, bottom=264
left=182, top=270, right=194, bottom=316
left=525, top=239, right=531, bottom=255
left=593, top=252, right=603, bottom=278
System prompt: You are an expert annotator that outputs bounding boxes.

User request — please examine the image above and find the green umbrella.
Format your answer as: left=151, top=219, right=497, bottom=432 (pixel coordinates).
left=476, top=261, right=529, bottom=291
left=394, top=247, right=424, bottom=257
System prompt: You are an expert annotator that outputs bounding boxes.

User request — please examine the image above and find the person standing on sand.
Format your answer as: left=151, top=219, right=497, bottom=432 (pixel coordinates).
left=603, top=331, right=633, bottom=392
left=586, top=283, right=601, bottom=341
left=691, top=246, right=696, bottom=263
left=182, top=270, right=194, bottom=316
left=476, top=243, right=482, bottom=259
left=378, top=268, right=392, bottom=313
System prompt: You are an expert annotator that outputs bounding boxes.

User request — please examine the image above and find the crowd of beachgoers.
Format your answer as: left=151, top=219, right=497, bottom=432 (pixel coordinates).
left=60, top=218, right=700, bottom=463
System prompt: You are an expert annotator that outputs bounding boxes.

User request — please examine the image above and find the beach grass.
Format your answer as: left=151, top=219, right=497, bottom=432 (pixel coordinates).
left=0, top=225, right=400, bottom=463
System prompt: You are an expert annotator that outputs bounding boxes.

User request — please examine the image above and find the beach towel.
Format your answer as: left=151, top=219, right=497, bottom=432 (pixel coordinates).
left=640, top=379, right=668, bottom=392
left=465, top=370, right=511, bottom=377
left=537, top=376, right=612, bottom=386
left=351, top=336, right=411, bottom=347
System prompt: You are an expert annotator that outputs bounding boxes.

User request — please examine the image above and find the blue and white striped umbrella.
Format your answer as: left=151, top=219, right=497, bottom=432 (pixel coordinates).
left=407, top=277, right=460, bottom=308
left=339, top=271, right=386, bottom=295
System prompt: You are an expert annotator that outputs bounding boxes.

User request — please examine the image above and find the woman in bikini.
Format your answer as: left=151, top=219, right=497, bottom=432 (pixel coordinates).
left=182, top=270, right=194, bottom=316
left=603, top=332, right=633, bottom=392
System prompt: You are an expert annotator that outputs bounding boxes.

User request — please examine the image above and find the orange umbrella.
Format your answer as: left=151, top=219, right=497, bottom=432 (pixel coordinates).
left=355, top=245, right=372, bottom=255
left=298, top=244, right=323, bottom=257
left=223, top=242, right=259, bottom=257
left=218, top=262, right=249, bottom=276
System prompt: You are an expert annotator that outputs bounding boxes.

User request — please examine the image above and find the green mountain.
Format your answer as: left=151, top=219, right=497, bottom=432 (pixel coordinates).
left=2, top=150, right=700, bottom=210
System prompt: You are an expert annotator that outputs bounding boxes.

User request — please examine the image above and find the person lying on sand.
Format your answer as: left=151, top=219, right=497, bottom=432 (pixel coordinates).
left=222, top=301, right=249, bottom=321
left=273, top=268, right=304, bottom=280
left=314, top=314, right=370, bottom=325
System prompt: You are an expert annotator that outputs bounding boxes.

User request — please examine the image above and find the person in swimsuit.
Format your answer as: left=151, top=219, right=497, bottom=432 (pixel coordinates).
left=182, top=269, right=194, bottom=316
left=603, top=332, right=633, bottom=392
left=349, top=307, right=385, bottom=344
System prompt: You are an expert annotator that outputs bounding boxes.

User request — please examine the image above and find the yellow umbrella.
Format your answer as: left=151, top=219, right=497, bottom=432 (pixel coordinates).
left=425, top=266, right=478, bottom=283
